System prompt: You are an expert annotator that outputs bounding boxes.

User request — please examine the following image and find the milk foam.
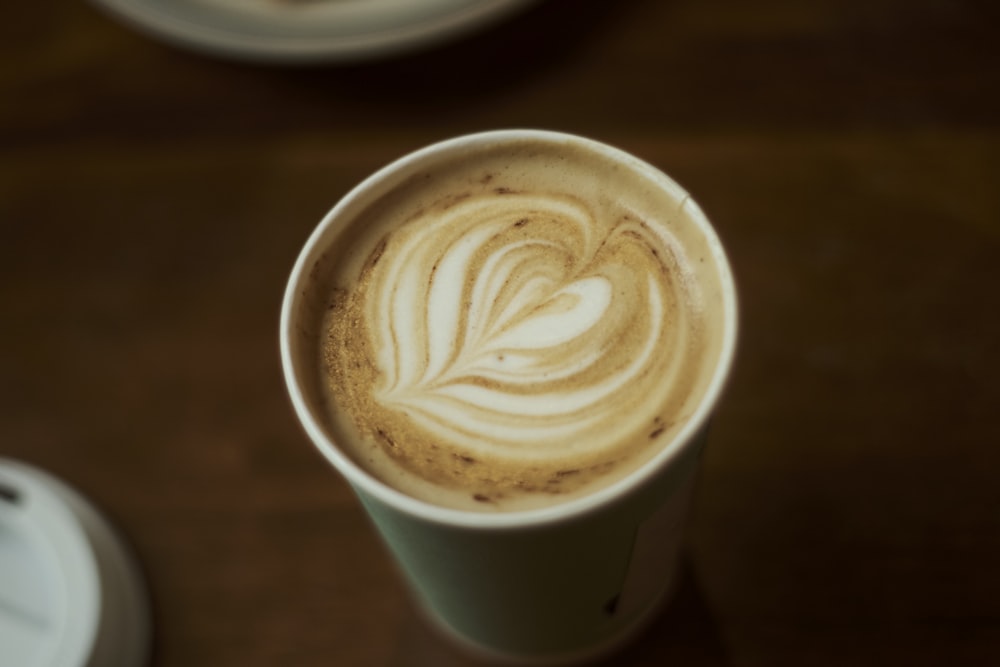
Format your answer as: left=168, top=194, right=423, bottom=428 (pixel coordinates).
left=318, top=139, right=723, bottom=511
left=371, top=191, right=685, bottom=448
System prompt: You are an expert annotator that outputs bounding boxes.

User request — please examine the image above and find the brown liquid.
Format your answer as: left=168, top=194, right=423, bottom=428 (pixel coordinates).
left=311, top=137, right=729, bottom=512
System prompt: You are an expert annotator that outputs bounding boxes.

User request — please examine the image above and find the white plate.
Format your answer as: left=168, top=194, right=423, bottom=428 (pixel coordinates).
left=90, top=0, right=541, bottom=63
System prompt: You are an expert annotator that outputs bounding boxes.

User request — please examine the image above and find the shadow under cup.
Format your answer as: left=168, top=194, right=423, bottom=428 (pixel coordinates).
left=280, top=130, right=738, bottom=665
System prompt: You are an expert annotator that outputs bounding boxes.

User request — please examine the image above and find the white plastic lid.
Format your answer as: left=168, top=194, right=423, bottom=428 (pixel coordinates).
left=0, top=459, right=150, bottom=667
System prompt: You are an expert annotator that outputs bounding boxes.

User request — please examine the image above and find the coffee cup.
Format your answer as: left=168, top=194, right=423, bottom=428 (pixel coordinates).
left=281, top=129, right=738, bottom=664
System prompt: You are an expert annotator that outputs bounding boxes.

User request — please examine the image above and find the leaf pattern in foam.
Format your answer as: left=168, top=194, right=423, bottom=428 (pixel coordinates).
left=366, top=191, right=689, bottom=457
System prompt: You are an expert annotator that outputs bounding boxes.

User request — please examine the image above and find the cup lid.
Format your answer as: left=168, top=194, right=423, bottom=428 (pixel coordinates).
left=0, top=459, right=151, bottom=667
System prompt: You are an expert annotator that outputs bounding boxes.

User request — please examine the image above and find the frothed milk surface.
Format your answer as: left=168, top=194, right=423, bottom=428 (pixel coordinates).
left=314, top=137, right=729, bottom=512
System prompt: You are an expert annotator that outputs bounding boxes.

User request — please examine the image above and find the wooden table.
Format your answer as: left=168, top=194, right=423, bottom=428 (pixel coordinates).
left=3, top=1, right=998, bottom=664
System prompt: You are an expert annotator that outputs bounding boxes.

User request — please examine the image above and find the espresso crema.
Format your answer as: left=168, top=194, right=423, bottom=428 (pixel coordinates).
left=314, top=138, right=728, bottom=511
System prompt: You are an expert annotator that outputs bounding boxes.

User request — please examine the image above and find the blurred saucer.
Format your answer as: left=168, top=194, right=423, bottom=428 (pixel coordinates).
left=89, top=0, right=540, bottom=64
left=0, top=459, right=150, bottom=667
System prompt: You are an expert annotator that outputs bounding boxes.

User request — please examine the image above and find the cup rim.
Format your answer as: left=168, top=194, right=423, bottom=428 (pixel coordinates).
left=280, top=129, right=738, bottom=530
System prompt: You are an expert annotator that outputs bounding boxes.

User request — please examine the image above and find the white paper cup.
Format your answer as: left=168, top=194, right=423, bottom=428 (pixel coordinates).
left=280, top=130, right=738, bottom=665
left=0, top=459, right=151, bottom=667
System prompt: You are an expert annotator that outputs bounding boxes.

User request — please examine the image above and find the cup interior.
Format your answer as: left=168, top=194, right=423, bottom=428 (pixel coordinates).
left=280, top=129, right=738, bottom=528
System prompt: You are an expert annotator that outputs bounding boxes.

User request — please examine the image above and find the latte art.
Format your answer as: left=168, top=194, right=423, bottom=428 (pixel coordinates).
left=370, top=192, right=690, bottom=455
left=322, top=172, right=710, bottom=508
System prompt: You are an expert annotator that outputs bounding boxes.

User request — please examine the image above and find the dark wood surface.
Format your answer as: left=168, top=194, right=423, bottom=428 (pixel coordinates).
left=3, top=1, right=999, bottom=665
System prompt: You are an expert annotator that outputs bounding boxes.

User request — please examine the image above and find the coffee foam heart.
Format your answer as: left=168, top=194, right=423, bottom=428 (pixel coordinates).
left=316, top=139, right=723, bottom=511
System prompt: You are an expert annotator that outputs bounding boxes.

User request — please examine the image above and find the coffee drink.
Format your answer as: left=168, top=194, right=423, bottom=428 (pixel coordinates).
left=309, top=134, right=731, bottom=512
